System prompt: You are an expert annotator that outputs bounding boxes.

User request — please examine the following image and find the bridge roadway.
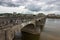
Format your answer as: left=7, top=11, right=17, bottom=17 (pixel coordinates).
left=0, top=17, right=46, bottom=40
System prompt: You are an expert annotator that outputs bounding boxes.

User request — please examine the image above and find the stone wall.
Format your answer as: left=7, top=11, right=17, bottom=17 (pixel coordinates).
left=0, top=30, right=5, bottom=40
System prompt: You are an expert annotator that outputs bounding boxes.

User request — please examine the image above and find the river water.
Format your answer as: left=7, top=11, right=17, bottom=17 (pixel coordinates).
left=14, top=18, right=60, bottom=40
left=40, top=18, right=60, bottom=40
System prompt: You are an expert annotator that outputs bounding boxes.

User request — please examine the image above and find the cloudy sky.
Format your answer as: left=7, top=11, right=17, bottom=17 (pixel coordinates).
left=0, top=0, right=60, bottom=14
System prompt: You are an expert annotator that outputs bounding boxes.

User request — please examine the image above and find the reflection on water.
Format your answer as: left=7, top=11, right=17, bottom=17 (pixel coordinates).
left=40, top=18, right=60, bottom=40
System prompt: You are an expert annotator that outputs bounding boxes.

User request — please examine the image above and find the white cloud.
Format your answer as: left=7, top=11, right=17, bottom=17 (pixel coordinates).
left=0, top=6, right=24, bottom=13
left=0, top=0, right=60, bottom=14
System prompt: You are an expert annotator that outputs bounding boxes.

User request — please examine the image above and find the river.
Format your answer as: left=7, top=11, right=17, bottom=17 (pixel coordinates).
left=40, top=18, right=60, bottom=40
left=14, top=18, right=60, bottom=40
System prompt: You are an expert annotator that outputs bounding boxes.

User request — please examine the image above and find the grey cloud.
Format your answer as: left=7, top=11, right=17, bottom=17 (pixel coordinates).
left=42, top=7, right=54, bottom=11
left=34, top=0, right=56, bottom=2
left=0, top=0, right=60, bottom=12
left=25, top=0, right=60, bottom=12
left=25, top=3, right=41, bottom=12
left=0, top=2, right=20, bottom=7
left=0, top=0, right=28, bottom=7
left=55, top=6, right=60, bottom=11
left=46, top=0, right=60, bottom=5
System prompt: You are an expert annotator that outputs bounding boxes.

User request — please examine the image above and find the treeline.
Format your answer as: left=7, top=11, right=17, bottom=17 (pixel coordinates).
left=0, top=13, right=23, bottom=17
left=0, top=12, right=46, bottom=17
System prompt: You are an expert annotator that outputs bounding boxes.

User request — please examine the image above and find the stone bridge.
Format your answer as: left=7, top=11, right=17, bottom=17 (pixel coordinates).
left=0, top=17, right=46, bottom=40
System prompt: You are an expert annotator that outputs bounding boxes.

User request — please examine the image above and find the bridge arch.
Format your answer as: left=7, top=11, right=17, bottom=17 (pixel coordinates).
left=21, top=23, right=35, bottom=31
